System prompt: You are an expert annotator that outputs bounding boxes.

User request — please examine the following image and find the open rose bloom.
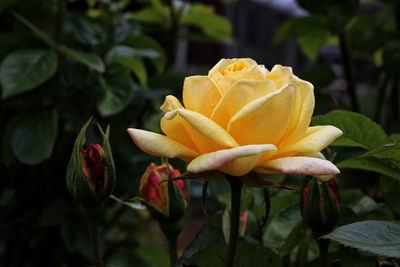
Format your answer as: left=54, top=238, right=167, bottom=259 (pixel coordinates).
left=128, top=59, right=342, bottom=184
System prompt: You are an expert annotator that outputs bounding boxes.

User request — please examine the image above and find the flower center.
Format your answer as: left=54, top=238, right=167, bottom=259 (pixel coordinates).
left=223, top=60, right=250, bottom=76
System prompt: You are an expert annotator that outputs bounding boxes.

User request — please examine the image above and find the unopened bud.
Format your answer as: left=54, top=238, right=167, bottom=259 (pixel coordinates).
left=66, top=118, right=116, bottom=215
left=139, top=163, right=188, bottom=222
left=301, top=178, right=341, bottom=236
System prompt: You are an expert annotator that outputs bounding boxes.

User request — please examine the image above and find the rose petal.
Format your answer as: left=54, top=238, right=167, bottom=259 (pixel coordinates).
left=160, top=95, right=183, bottom=113
left=257, top=156, right=340, bottom=178
left=211, top=80, right=277, bottom=129
left=295, top=151, right=326, bottom=159
left=208, top=58, right=257, bottom=76
left=165, top=109, right=239, bottom=148
left=187, top=144, right=277, bottom=176
left=279, top=126, right=343, bottom=154
left=160, top=116, right=199, bottom=152
left=127, top=128, right=199, bottom=162
left=228, top=84, right=296, bottom=145
left=228, top=64, right=268, bottom=81
left=209, top=71, right=237, bottom=94
left=182, top=76, right=222, bottom=118
left=266, top=65, right=315, bottom=141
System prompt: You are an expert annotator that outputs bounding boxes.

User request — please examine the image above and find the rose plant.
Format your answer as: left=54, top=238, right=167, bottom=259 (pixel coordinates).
left=127, top=58, right=343, bottom=266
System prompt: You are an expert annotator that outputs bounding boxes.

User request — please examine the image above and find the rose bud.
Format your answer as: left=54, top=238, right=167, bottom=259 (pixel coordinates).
left=139, top=162, right=188, bottom=222
left=81, top=144, right=106, bottom=196
left=66, top=118, right=116, bottom=215
left=301, top=177, right=341, bottom=237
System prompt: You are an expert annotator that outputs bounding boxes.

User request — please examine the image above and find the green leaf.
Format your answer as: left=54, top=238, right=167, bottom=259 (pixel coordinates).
left=1, top=114, right=29, bottom=166
left=60, top=47, right=105, bottom=73
left=274, top=15, right=329, bottom=44
left=324, top=221, right=400, bottom=258
left=298, top=28, right=330, bottom=61
left=12, top=111, right=58, bottom=165
left=279, top=221, right=308, bottom=257
left=105, top=45, right=159, bottom=65
left=297, top=0, right=359, bottom=33
left=124, top=35, right=166, bottom=74
left=380, top=176, right=400, bottom=214
left=188, top=241, right=282, bottom=267
left=1, top=49, right=57, bottom=98
left=341, top=189, right=377, bottom=215
left=337, top=158, right=400, bottom=181
left=181, top=4, right=232, bottom=41
left=263, top=202, right=302, bottom=252
left=134, top=244, right=169, bottom=267
left=96, top=72, right=134, bottom=117
left=180, top=213, right=225, bottom=263
left=130, top=7, right=169, bottom=26
left=312, top=110, right=391, bottom=149
left=361, top=143, right=400, bottom=161
left=13, top=12, right=57, bottom=49
left=304, top=251, right=376, bottom=267
left=391, top=133, right=400, bottom=143
left=114, top=57, right=147, bottom=85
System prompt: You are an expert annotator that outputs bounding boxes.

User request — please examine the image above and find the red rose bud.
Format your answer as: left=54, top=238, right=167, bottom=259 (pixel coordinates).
left=66, top=118, right=116, bottom=214
left=82, top=144, right=106, bottom=196
left=139, top=163, right=188, bottom=222
left=301, top=178, right=341, bottom=237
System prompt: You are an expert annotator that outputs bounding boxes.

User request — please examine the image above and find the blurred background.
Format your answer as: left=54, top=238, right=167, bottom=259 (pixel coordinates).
left=1, top=0, right=400, bottom=266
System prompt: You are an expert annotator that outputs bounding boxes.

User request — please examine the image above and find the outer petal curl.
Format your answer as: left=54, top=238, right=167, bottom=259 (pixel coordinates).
left=127, top=128, right=199, bottom=162
left=187, top=144, right=277, bottom=176
left=256, top=156, right=340, bottom=180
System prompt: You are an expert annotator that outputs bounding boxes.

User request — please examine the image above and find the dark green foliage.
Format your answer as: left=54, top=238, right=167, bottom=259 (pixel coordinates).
left=0, top=0, right=232, bottom=266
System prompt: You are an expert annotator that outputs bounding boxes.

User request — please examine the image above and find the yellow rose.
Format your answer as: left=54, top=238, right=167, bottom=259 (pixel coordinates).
left=128, top=58, right=342, bottom=183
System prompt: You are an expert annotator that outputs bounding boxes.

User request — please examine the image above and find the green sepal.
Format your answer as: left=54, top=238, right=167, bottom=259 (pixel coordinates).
left=319, top=180, right=339, bottom=232
left=167, top=177, right=187, bottom=222
left=97, top=123, right=116, bottom=203
left=66, top=117, right=94, bottom=206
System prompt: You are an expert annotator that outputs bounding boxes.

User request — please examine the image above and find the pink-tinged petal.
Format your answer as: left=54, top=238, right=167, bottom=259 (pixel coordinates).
left=160, top=95, right=183, bottom=113
left=211, top=80, right=277, bottom=129
left=127, top=128, right=198, bottom=162
left=182, top=76, right=222, bottom=118
left=165, top=109, right=239, bottom=148
left=228, top=84, right=296, bottom=145
left=295, top=151, right=326, bottom=160
left=257, top=157, right=340, bottom=178
left=187, top=144, right=277, bottom=176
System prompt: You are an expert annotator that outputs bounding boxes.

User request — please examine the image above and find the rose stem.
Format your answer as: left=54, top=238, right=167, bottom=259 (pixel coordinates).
left=167, top=234, right=178, bottom=267
left=317, top=238, right=330, bottom=267
left=225, top=176, right=243, bottom=267
left=88, top=220, right=104, bottom=267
